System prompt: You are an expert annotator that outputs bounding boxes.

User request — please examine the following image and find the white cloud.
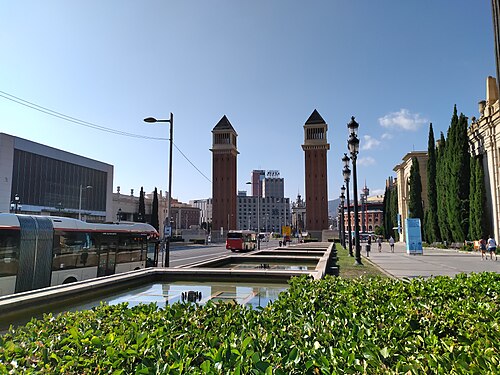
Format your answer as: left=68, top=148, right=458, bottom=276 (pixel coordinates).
left=357, top=156, right=376, bottom=166
left=381, top=133, right=393, bottom=140
left=378, top=109, right=427, bottom=131
left=361, top=135, right=381, bottom=150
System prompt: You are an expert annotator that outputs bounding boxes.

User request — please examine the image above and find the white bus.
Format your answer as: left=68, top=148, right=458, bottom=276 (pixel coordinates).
left=0, top=213, right=159, bottom=297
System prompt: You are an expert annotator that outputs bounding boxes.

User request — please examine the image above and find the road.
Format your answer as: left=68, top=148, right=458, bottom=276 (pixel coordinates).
left=158, top=239, right=280, bottom=267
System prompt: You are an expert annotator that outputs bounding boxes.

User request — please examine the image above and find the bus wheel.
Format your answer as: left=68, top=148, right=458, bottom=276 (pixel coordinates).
left=62, top=277, right=77, bottom=284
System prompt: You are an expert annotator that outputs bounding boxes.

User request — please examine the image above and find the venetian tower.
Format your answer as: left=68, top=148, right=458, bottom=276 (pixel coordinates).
left=302, top=110, right=330, bottom=238
left=210, top=115, right=238, bottom=240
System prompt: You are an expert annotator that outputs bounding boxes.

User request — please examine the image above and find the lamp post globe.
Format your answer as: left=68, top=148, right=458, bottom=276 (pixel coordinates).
left=342, top=153, right=350, bottom=168
left=347, top=116, right=359, bottom=136
left=11, top=194, right=21, bottom=214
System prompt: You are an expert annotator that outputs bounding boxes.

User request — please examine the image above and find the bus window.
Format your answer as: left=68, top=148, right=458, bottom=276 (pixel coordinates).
left=146, top=241, right=158, bottom=267
left=0, top=229, right=20, bottom=276
left=117, top=234, right=144, bottom=264
left=52, top=231, right=88, bottom=270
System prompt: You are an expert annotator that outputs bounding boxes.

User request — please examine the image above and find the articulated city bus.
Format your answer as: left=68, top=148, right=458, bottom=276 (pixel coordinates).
left=0, top=213, right=159, bottom=297
left=226, top=230, right=257, bottom=252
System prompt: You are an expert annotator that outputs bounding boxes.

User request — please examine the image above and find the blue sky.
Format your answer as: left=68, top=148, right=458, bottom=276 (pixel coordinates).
left=0, top=1, right=495, bottom=204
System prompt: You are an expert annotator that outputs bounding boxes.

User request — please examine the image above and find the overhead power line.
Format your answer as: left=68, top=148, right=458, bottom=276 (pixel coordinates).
left=0, top=90, right=211, bottom=183
left=0, top=90, right=167, bottom=140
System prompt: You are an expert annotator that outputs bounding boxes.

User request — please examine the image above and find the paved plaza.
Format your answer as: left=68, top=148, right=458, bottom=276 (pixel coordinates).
left=362, top=241, right=500, bottom=279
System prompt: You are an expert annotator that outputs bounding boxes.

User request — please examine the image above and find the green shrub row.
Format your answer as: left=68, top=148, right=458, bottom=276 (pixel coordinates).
left=1, top=273, right=499, bottom=374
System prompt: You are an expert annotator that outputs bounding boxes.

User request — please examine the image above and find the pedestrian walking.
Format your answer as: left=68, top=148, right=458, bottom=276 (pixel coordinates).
left=377, top=236, right=382, bottom=252
left=389, top=236, right=395, bottom=253
left=479, top=237, right=487, bottom=260
left=487, top=235, right=498, bottom=261
left=366, top=236, right=371, bottom=257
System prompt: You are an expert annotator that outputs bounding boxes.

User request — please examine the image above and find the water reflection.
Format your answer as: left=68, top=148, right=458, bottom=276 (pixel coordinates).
left=67, top=282, right=288, bottom=312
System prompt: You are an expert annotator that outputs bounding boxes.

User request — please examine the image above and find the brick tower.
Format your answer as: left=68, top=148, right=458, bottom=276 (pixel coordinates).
left=302, top=109, right=330, bottom=237
left=211, top=115, right=238, bottom=240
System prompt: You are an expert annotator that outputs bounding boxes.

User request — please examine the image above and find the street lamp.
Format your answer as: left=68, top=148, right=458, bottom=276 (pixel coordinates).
left=340, top=188, right=346, bottom=248
left=10, top=194, right=21, bottom=214
left=246, top=181, right=260, bottom=250
left=144, top=113, right=174, bottom=267
left=348, top=116, right=362, bottom=265
left=342, top=156, right=353, bottom=257
left=78, top=185, right=92, bottom=221
left=362, top=184, right=369, bottom=233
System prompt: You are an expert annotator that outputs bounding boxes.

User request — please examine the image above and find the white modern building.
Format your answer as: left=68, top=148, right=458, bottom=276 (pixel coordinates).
left=0, top=133, right=113, bottom=222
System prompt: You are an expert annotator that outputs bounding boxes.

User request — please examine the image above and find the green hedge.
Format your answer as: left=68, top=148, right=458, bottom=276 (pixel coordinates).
left=1, top=273, right=499, bottom=374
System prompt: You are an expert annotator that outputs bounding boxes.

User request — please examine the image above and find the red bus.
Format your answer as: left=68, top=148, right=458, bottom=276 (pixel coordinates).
left=226, top=230, right=257, bottom=252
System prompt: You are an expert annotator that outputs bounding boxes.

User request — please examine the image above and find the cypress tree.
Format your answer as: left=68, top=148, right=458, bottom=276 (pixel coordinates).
left=445, top=108, right=470, bottom=242
left=408, top=157, right=424, bottom=221
left=436, top=132, right=450, bottom=242
left=468, top=157, right=478, bottom=240
left=151, top=187, right=159, bottom=230
left=476, top=156, right=489, bottom=239
left=445, top=106, right=462, bottom=241
left=457, top=113, right=471, bottom=239
left=138, top=187, right=146, bottom=223
left=390, top=185, right=399, bottom=241
left=383, top=185, right=390, bottom=239
left=425, top=123, right=439, bottom=243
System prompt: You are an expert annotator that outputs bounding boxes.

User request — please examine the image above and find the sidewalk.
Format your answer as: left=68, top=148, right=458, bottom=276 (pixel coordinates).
left=362, top=241, right=500, bottom=279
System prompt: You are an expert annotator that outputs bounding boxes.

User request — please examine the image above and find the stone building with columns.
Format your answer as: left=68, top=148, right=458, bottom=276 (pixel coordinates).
left=393, top=151, right=429, bottom=242
left=467, top=76, right=499, bottom=241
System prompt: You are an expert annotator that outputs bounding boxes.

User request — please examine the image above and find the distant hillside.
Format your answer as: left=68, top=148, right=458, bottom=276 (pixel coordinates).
left=328, top=198, right=340, bottom=216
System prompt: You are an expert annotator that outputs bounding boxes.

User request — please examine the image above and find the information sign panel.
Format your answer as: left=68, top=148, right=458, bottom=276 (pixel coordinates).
left=164, top=226, right=172, bottom=238
left=405, top=218, right=423, bottom=255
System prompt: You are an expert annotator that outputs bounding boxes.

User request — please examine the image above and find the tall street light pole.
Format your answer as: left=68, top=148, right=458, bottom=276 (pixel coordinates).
left=347, top=116, right=362, bottom=265
left=78, top=184, right=92, bottom=221
left=342, top=154, right=353, bottom=257
left=246, top=181, right=260, bottom=250
left=340, top=187, right=346, bottom=248
left=144, top=112, right=174, bottom=267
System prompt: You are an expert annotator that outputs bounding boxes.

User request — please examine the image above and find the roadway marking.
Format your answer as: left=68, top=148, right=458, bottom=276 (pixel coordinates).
left=169, top=252, right=227, bottom=265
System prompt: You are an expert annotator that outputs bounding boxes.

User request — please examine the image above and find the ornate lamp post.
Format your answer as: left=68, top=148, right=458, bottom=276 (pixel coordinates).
left=340, top=188, right=346, bottom=248
left=362, top=183, right=370, bottom=233
left=10, top=194, right=21, bottom=214
left=342, top=154, right=353, bottom=257
left=144, top=113, right=174, bottom=267
left=347, top=116, right=362, bottom=265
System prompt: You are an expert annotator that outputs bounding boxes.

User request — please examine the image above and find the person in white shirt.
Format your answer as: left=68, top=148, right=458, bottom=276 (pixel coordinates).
left=487, top=235, right=498, bottom=261
left=389, top=236, right=395, bottom=253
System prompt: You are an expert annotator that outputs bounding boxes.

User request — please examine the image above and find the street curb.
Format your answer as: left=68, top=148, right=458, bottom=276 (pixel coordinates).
left=360, top=255, right=397, bottom=280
